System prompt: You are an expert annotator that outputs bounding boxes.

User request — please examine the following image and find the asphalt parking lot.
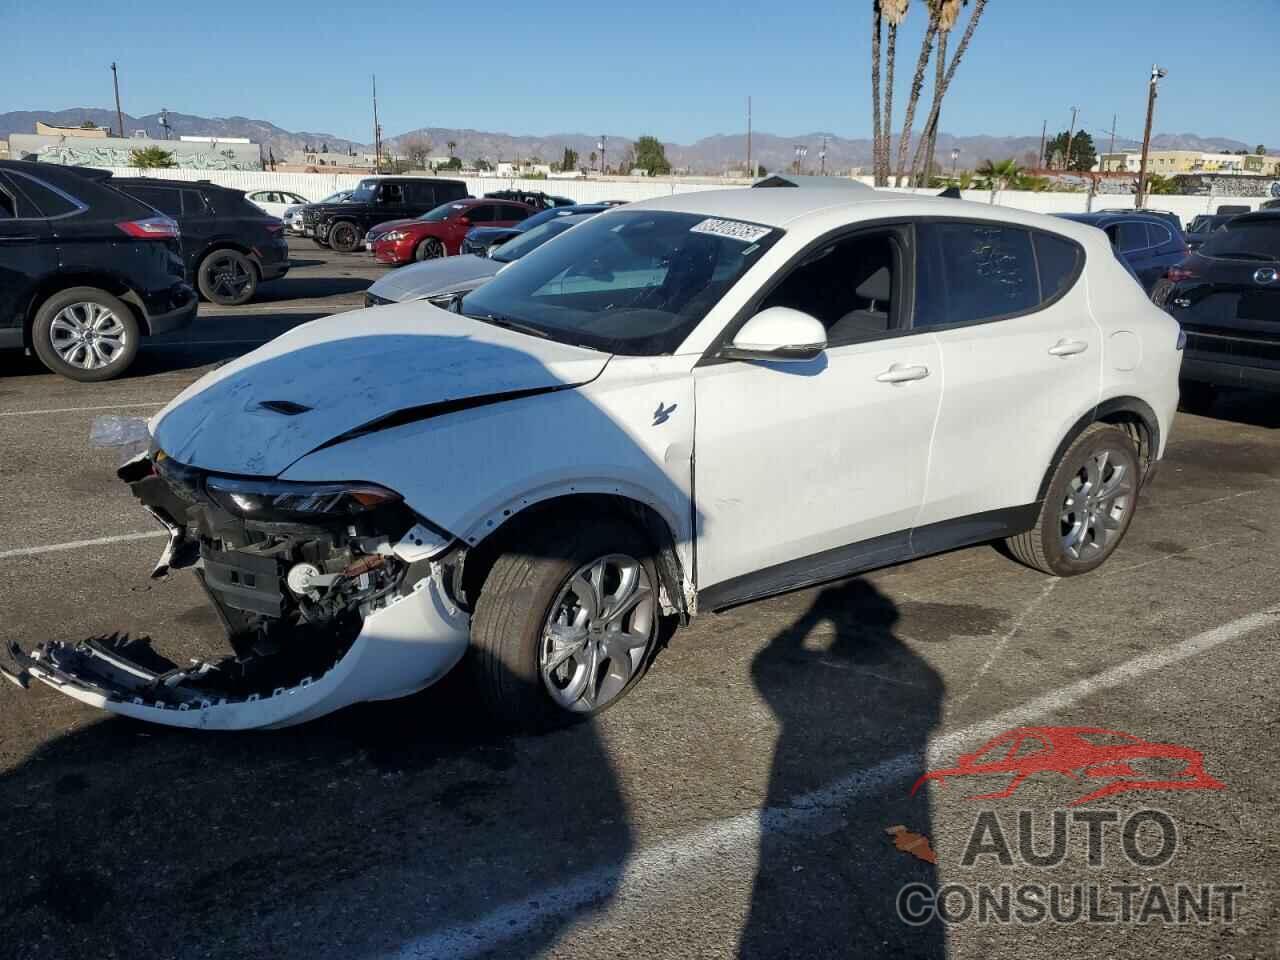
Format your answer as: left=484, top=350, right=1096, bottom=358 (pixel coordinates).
left=1, top=240, right=1277, bottom=960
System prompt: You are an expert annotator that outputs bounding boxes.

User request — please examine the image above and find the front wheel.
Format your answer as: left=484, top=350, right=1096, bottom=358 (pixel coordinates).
left=414, top=237, right=445, bottom=261
left=469, top=517, right=662, bottom=729
left=1005, top=423, right=1141, bottom=576
left=328, top=221, right=360, bottom=253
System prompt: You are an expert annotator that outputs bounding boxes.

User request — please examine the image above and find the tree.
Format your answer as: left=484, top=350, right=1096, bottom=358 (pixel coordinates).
left=907, top=0, right=987, bottom=185
left=1256, top=144, right=1266, bottom=155
left=1043, top=129, right=1096, bottom=171
left=1147, top=173, right=1178, bottom=195
left=440, top=156, right=462, bottom=171
left=79, top=120, right=98, bottom=130
left=894, top=0, right=939, bottom=185
left=400, top=133, right=433, bottom=170
left=975, top=157, right=1020, bottom=202
left=632, top=137, right=669, bottom=176
left=917, top=0, right=964, bottom=186
left=614, top=146, right=636, bottom=175
left=871, top=0, right=911, bottom=186
left=129, top=147, right=175, bottom=170
left=560, top=146, right=579, bottom=172
left=446, top=140, right=457, bottom=158
left=473, top=158, right=492, bottom=172
left=589, top=150, right=598, bottom=171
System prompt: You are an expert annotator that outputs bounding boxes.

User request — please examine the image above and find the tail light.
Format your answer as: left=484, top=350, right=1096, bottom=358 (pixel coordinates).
left=265, top=221, right=285, bottom=234
left=117, top=216, right=180, bottom=239
left=1166, top=265, right=1197, bottom=283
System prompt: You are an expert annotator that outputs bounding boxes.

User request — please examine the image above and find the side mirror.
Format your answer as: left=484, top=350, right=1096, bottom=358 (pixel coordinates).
left=720, top=306, right=827, bottom=362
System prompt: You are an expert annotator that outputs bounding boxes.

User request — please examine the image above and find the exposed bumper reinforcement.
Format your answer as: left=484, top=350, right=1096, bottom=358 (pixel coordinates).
left=10, top=575, right=470, bottom=730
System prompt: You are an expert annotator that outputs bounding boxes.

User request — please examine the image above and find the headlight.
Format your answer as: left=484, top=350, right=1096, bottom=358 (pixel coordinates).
left=383, top=231, right=406, bottom=242
left=205, top=477, right=401, bottom=521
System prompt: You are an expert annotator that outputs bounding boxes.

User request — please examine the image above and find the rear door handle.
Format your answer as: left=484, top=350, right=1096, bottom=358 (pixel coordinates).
left=876, top=363, right=931, bottom=383
left=1047, top=339, right=1088, bottom=357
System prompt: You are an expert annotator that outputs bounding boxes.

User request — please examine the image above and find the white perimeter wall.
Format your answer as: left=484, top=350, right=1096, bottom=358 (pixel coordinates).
left=96, top=167, right=1268, bottom=222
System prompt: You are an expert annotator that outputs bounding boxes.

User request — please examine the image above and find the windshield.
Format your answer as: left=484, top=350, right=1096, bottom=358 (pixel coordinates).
left=349, top=180, right=381, bottom=202
left=419, top=202, right=468, bottom=222
left=491, top=218, right=582, bottom=263
left=1200, top=221, right=1280, bottom=261
left=459, top=210, right=779, bottom=355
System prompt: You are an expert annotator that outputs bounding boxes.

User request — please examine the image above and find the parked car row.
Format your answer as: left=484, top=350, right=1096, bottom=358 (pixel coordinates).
left=0, top=159, right=294, bottom=380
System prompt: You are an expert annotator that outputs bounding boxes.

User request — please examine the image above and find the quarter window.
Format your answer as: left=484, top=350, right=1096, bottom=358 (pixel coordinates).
left=1112, top=221, right=1148, bottom=254
left=10, top=175, right=82, bottom=217
left=0, top=185, right=15, bottom=219
left=1033, top=232, right=1082, bottom=302
left=915, top=222, right=1039, bottom=327
left=1146, top=223, right=1173, bottom=249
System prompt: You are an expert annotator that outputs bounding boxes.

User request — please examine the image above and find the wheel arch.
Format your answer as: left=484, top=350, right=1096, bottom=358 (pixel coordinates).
left=456, top=491, right=692, bottom=621
left=1035, top=395, right=1161, bottom=502
left=197, top=240, right=260, bottom=271
left=23, top=273, right=148, bottom=342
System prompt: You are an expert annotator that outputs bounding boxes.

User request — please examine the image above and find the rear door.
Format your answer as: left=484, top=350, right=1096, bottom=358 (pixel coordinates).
left=915, top=221, right=1101, bottom=529
left=0, top=173, right=55, bottom=345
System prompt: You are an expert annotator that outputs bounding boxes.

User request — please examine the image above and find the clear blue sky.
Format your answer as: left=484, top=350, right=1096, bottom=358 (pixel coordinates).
left=2, top=0, right=1277, bottom=147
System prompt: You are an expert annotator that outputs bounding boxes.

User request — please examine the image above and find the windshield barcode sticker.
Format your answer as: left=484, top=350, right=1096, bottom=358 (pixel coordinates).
left=690, top=218, right=772, bottom=243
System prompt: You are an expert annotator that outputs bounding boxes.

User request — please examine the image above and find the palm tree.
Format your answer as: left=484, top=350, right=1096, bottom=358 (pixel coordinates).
left=871, top=3, right=883, bottom=185
left=908, top=0, right=988, bottom=184
left=589, top=150, right=598, bottom=171
left=446, top=140, right=457, bottom=159
left=129, top=146, right=175, bottom=170
left=873, top=0, right=910, bottom=186
left=917, top=0, right=964, bottom=186
left=894, top=0, right=939, bottom=186
left=975, top=157, right=1020, bottom=203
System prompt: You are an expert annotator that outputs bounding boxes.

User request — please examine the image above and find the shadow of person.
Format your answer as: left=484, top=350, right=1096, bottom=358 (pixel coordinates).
left=740, top=579, right=945, bottom=959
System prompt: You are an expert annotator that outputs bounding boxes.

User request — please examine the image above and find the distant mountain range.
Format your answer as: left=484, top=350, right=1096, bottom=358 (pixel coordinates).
left=2, top=108, right=1267, bottom=174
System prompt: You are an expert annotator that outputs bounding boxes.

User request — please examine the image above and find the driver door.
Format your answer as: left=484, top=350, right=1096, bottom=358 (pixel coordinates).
left=693, top=225, right=942, bottom=605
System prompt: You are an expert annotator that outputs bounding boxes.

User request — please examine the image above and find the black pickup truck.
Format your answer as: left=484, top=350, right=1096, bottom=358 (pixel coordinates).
left=303, top=177, right=469, bottom=252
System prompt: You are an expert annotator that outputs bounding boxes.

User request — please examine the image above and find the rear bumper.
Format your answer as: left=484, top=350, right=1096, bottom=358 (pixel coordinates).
left=9, top=574, right=470, bottom=730
left=139, top=283, right=198, bottom=335
left=1181, top=354, right=1280, bottom=391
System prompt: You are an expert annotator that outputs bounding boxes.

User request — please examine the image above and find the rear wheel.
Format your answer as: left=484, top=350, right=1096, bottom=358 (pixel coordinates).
left=1005, top=423, right=1140, bottom=576
left=469, top=516, right=662, bottom=729
left=197, top=250, right=258, bottom=306
left=329, top=221, right=360, bottom=253
left=31, top=287, right=140, bottom=382
left=414, top=237, right=445, bottom=261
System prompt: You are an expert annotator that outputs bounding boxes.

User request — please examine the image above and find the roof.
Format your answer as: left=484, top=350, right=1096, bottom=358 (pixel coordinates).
left=752, top=174, right=874, bottom=191
left=1057, top=210, right=1175, bottom=224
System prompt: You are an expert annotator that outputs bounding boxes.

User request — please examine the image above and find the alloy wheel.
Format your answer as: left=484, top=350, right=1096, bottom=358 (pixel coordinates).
left=539, top=554, right=656, bottom=712
left=206, top=254, right=251, bottom=299
left=1059, top=448, right=1134, bottom=561
left=48, top=302, right=128, bottom=370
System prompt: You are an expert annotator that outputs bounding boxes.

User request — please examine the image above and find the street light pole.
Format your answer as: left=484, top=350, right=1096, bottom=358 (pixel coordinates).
left=950, top=147, right=960, bottom=179
left=110, top=62, right=125, bottom=138
left=1136, top=65, right=1167, bottom=209
left=819, top=136, right=827, bottom=175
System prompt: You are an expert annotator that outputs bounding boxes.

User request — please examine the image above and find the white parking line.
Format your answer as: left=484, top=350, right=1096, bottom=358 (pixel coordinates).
left=0, top=531, right=167, bottom=560
left=383, top=605, right=1280, bottom=960
left=0, top=402, right=164, bottom=418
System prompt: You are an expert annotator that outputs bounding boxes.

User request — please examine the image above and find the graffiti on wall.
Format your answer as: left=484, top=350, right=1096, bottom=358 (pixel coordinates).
left=35, top=143, right=258, bottom=171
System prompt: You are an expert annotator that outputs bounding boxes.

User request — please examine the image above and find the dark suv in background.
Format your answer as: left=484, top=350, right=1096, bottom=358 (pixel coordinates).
left=1055, top=210, right=1188, bottom=292
left=303, top=177, right=469, bottom=252
left=1156, top=210, right=1280, bottom=398
left=111, top=178, right=289, bottom=306
left=0, top=160, right=196, bottom=381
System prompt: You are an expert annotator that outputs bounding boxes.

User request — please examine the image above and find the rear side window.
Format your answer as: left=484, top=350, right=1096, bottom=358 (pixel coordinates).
left=124, top=185, right=183, bottom=217
left=1146, top=223, right=1173, bottom=249
left=1033, top=232, right=1082, bottom=302
left=502, top=204, right=530, bottom=222
left=0, top=183, right=15, bottom=219
left=1113, top=221, right=1147, bottom=254
left=181, top=190, right=210, bottom=215
left=10, top=175, right=82, bottom=218
left=915, top=222, right=1039, bottom=327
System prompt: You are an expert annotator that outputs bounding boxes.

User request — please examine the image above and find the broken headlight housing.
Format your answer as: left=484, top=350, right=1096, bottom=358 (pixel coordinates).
left=205, top=477, right=402, bottom=522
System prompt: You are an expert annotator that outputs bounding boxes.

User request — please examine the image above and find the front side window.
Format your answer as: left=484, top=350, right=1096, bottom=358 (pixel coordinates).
left=759, top=229, right=904, bottom=345
left=349, top=179, right=380, bottom=202
left=915, top=222, right=1039, bottom=327
left=459, top=210, right=779, bottom=355
left=419, top=202, right=468, bottom=222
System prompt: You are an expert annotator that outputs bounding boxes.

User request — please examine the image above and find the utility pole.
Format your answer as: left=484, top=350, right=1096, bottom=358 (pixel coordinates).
left=1136, top=64, right=1168, bottom=209
left=371, top=75, right=382, bottom=174
left=819, top=136, right=827, bottom=175
left=1108, top=113, right=1117, bottom=157
left=1037, top=120, right=1047, bottom=170
left=110, top=62, right=125, bottom=139
left=1063, top=106, right=1080, bottom=171
left=598, top=135, right=607, bottom=175
left=746, top=96, right=752, bottom=178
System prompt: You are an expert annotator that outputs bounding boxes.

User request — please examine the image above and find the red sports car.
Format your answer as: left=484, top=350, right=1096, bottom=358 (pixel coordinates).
left=367, top=198, right=533, bottom=265
left=911, top=726, right=1226, bottom=805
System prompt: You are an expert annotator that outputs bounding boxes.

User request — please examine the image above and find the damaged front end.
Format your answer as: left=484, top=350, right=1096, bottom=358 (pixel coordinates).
left=5, top=450, right=471, bottom=730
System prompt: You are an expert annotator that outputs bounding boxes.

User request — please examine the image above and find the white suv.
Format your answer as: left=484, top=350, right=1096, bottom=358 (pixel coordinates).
left=10, top=188, right=1182, bottom=730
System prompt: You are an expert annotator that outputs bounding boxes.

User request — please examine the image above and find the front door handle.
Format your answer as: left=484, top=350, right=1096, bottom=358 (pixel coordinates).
left=1048, top=339, right=1088, bottom=357
left=876, top=363, right=931, bottom=384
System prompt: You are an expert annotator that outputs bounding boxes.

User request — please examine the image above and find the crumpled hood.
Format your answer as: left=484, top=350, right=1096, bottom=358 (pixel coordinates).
left=151, top=303, right=611, bottom=477
left=366, top=254, right=501, bottom=302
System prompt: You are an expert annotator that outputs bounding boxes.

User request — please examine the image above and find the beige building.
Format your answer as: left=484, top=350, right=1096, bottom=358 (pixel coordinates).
left=35, top=121, right=109, bottom=138
left=1099, top=149, right=1276, bottom=175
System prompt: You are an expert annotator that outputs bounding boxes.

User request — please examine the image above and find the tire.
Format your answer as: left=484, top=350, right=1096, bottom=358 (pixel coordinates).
left=469, top=515, right=663, bottom=729
left=312, top=237, right=330, bottom=249
left=1005, top=423, right=1141, bottom=577
left=328, top=221, right=360, bottom=253
left=31, top=287, right=140, bottom=382
left=414, top=237, right=445, bottom=262
left=197, top=249, right=258, bottom=306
